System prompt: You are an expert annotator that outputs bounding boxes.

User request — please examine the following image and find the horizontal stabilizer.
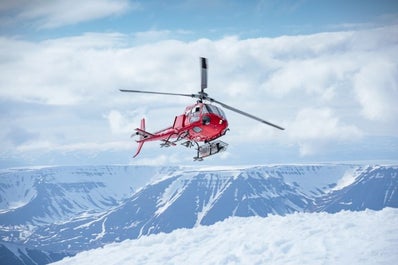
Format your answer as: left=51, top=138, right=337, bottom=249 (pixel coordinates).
left=135, top=128, right=154, bottom=139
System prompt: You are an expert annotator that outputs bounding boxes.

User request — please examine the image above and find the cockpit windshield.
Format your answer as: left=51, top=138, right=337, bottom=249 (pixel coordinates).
left=204, top=104, right=226, bottom=119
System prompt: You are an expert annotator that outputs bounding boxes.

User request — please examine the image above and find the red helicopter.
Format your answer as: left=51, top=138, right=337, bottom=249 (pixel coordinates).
left=120, top=57, right=284, bottom=161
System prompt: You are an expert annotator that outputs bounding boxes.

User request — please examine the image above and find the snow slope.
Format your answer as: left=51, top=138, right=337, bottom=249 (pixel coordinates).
left=53, top=207, right=398, bottom=265
left=1, top=164, right=397, bottom=265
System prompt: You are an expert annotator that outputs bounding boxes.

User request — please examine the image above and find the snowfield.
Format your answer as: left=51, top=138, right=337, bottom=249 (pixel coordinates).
left=53, top=207, right=398, bottom=265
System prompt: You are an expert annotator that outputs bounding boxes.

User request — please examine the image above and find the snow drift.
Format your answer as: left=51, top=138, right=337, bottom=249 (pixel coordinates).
left=53, top=208, right=398, bottom=265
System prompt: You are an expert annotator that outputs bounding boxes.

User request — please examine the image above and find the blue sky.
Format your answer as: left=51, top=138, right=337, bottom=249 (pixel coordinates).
left=1, top=0, right=398, bottom=168
left=2, top=0, right=397, bottom=39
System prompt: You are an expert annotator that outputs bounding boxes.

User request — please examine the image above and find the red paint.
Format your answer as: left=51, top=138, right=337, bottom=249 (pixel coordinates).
left=133, top=103, right=229, bottom=158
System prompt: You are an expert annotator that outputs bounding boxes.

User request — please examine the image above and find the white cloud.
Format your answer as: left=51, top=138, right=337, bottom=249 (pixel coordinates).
left=0, top=33, right=123, bottom=105
left=1, top=25, right=397, bottom=165
left=106, top=110, right=144, bottom=135
left=15, top=140, right=133, bottom=153
left=287, top=107, right=363, bottom=156
left=131, top=154, right=182, bottom=166
left=6, top=0, right=135, bottom=29
left=263, top=56, right=355, bottom=101
left=132, top=29, right=193, bottom=45
left=353, top=60, right=398, bottom=121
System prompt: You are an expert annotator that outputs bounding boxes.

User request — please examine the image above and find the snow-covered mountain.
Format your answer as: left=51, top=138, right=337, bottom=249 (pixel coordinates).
left=53, top=208, right=398, bottom=265
left=0, top=165, right=179, bottom=225
left=0, top=164, right=397, bottom=265
left=0, top=165, right=180, bottom=265
left=314, top=165, right=398, bottom=212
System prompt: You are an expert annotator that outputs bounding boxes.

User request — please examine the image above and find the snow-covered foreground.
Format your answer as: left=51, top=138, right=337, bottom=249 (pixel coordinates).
left=53, top=208, right=398, bottom=265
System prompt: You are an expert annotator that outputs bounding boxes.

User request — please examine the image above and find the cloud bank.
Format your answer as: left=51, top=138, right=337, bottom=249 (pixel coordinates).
left=0, top=25, right=397, bottom=166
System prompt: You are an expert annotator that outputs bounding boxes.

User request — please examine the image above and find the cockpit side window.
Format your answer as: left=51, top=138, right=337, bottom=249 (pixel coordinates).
left=204, top=104, right=226, bottom=119
left=204, top=104, right=214, bottom=114
left=188, top=105, right=202, bottom=123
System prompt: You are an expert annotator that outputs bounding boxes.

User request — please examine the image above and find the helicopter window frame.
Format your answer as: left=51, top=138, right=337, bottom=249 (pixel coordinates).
left=189, top=106, right=201, bottom=115
left=204, top=104, right=226, bottom=119
left=188, top=105, right=202, bottom=123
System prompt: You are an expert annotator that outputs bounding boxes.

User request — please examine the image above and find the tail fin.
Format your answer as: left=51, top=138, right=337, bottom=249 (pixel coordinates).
left=133, top=118, right=146, bottom=158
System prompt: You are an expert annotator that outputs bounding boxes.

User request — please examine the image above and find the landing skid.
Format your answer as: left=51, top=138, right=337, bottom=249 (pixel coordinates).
left=160, top=131, right=189, bottom=148
left=160, top=140, right=176, bottom=147
left=181, top=140, right=195, bottom=148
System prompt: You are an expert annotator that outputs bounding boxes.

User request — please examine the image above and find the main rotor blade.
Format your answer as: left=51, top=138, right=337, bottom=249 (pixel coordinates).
left=209, top=97, right=285, bottom=130
left=120, top=89, right=195, bottom=98
left=201, top=57, right=208, bottom=91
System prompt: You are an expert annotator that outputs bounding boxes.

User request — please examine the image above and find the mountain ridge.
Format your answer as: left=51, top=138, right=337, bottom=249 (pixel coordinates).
left=1, top=164, right=397, bottom=265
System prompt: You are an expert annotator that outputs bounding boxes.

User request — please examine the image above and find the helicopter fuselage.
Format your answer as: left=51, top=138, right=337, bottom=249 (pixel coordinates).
left=132, top=102, right=229, bottom=160
left=138, top=103, right=228, bottom=143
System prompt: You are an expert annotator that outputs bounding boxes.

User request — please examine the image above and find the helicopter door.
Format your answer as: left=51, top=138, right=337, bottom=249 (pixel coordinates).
left=173, top=114, right=185, bottom=129
left=188, top=105, right=201, bottom=124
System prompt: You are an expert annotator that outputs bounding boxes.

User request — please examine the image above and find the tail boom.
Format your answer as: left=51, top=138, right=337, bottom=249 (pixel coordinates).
left=132, top=118, right=182, bottom=158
